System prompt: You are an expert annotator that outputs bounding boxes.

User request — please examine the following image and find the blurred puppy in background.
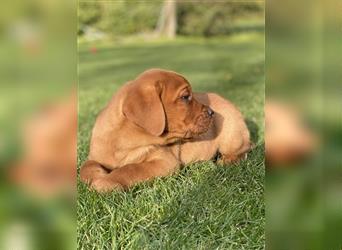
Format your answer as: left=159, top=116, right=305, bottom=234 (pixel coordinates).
left=265, top=100, right=317, bottom=167
left=11, top=93, right=77, bottom=197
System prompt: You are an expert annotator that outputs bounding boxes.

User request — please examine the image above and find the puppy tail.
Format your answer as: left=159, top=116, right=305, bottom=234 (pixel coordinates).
left=79, top=160, right=110, bottom=184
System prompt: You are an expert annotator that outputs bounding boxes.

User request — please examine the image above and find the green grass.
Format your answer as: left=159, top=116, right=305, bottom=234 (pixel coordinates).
left=78, top=33, right=265, bottom=249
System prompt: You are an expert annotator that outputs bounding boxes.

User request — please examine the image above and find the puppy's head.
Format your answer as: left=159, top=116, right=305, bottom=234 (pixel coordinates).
left=122, top=69, right=214, bottom=142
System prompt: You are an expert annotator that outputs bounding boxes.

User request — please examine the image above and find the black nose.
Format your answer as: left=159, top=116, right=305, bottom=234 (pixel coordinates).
left=207, top=107, right=214, bottom=116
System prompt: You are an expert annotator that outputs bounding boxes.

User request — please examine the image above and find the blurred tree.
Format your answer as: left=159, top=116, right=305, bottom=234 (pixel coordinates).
left=77, top=0, right=264, bottom=38
left=155, top=0, right=177, bottom=38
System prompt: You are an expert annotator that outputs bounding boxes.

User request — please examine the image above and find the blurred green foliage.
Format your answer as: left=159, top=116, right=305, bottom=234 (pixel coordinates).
left=178, top=1, right=264, bottom=36
left=78, top=1, right=264, bottom=37
left=78, top=1, right=162, bottom=36
left=78, top=2, right=102, bottom=27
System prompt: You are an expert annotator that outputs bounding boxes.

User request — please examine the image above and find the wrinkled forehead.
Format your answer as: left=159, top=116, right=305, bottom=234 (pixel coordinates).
left=163, top=73, right=191, bottom=94
left=136, top=69, right=192, bottom=95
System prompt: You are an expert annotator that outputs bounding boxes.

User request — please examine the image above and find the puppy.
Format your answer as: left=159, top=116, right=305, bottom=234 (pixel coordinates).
left=11, top=93, right=77, bottom=197
left=265, top=100, right=317, bottom=167
left=80, top=69, right=251, bottom=192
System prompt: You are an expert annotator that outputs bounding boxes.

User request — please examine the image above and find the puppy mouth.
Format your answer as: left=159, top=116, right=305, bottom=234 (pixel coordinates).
left=185, top=113, right=213, bottom=139
left=166, top=113, right=213, bottom=143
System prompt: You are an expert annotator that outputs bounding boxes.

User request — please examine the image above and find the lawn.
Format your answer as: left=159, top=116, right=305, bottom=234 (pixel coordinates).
left=77, top=33, right=265, bottom=249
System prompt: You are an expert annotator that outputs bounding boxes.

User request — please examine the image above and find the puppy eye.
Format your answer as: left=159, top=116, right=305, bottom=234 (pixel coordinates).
left=181, top=95, right=191, bottom=101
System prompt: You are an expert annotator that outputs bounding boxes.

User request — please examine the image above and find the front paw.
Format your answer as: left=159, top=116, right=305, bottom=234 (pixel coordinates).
left=217, top=153, right=248, bottom=166
left=80, top=160, right=109, bottom=184
left=90, top=178, right=123, bottom=193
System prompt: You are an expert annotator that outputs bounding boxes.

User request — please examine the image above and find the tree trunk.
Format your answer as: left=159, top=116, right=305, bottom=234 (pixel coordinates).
left=156, top=0, right=177, bottom=39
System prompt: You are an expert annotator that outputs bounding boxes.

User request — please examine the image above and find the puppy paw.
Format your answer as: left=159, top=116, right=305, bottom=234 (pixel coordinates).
left=217, top=153, right=248, bottom=166
left=90, top=178, right=123, bottom=193
left=80, top=160, right=109, bottom=184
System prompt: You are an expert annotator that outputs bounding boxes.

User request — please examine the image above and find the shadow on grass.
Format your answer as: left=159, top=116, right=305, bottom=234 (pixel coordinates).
left=77, top=144, right=265, bottom=248
left=245, top=118, right=260, bottom=144
left=78, top=39, right=264, bottom=94
left=143, top=144, right=265, bottom=248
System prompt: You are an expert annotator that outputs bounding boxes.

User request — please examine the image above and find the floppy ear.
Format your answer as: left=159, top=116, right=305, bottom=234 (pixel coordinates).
left=122, top=82, right=165, bottom=136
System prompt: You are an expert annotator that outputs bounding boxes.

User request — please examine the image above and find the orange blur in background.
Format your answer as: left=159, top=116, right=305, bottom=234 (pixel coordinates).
left=11, top=93, right=77, bottom=197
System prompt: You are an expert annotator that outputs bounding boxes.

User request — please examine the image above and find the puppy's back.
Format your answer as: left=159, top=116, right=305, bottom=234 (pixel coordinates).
left=195, top=92, right=251, bottom=161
